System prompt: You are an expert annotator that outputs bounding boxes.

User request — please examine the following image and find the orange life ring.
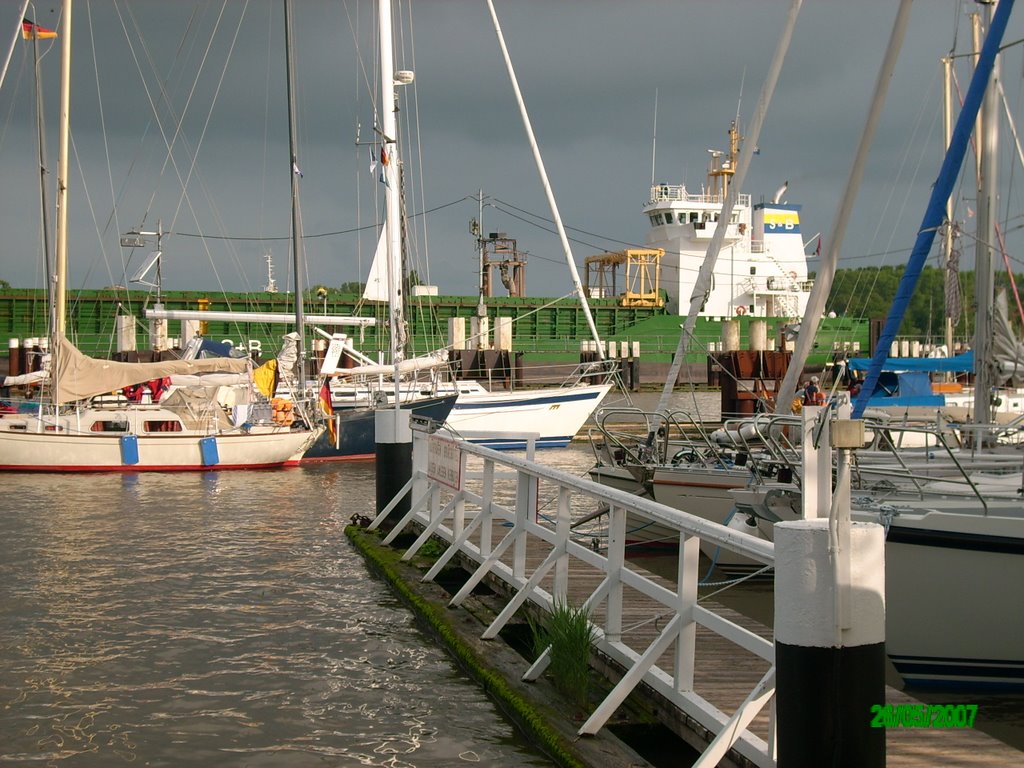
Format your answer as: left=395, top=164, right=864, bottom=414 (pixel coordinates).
left=789, top=270, right=798, bottom=279
left=736, top=305, right=747, bottom=316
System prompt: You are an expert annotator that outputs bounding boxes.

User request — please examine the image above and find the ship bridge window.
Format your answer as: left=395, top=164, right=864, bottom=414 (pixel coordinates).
left=649, top=214, right=659, bottom=226
left=677, top=213, right=687, bottom=224
left=689, top=212, right=699, bottom=223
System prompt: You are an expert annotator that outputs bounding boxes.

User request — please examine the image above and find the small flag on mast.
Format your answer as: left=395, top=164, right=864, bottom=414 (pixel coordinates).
left=22, top=18, right=58, bottom=40
left=292, top=162, right=303, bottom=178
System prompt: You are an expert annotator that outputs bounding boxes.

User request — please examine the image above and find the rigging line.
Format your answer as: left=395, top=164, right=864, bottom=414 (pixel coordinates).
left=341, top=0, right=377, bottom=111
left=490, top=196, right=644, bottom=249
left=172, top=196, right=475, bottom=242
left=113, top=0, right=212, bottom=230
left=164, top=1, right=249, bottom=241
left=838, top=59, right=942, bottom=325
left=486, top=202, right=635, bottom=254
left=952, top=65, right=1024, bottom=327
left=402, top=0, right=433, bottom=288
left=86, top=2, right=127, bottom=289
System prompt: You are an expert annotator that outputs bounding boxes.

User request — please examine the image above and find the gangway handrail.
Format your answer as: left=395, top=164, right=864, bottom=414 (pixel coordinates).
left=369, top=427, right=778, bottom=767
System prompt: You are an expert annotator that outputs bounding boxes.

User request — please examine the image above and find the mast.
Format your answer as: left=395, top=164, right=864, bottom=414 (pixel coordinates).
left=379, top=0, right=405, bottom=368
left=942, top=56, right=956, bottom=367
left=54, top=0, right=72, bottom=335
left=31, top=12, right=54, bottom=336
left=283, top=0, right=306, bottom=391
left=973, top=0, right=998, bottom=430
left=777, top=0, right=913, bottom=414
left=484, top=0, right=606, bottom=362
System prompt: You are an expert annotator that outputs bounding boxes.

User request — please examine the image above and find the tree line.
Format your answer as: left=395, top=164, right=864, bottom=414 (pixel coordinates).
left=823, top=265, right=1023, bottom=339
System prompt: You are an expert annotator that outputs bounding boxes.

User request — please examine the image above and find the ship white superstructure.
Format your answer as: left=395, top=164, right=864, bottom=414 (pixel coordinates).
left=643, top=123, right=813, bottom=319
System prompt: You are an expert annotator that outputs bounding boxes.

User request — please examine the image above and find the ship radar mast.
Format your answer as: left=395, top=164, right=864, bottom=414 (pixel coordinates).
left=707, top=120, right=741, bottom=201
left=264, top=252, right=278, bottom=293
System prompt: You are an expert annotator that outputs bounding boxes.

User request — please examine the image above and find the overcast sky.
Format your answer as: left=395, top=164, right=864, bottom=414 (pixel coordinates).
left=2, top=1, right=1023, bottom=303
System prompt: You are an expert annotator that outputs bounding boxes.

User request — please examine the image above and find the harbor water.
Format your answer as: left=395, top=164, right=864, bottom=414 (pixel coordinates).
left=0, top=466, right=553, bottom=767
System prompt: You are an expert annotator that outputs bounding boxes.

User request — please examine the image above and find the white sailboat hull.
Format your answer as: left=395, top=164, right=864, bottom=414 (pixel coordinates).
left=0, top=413, right=318, bottom=471
left=863, top=503, right=1024, bottom=688
left=442, top=383, right=612, bottom=450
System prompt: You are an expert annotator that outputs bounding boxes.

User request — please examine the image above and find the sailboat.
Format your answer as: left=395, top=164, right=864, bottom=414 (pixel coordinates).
left=0, top=2, right=320, bottom=472
left=302, top=0, right=462, bottom=461
left=317, top=0, right=612, bottom=453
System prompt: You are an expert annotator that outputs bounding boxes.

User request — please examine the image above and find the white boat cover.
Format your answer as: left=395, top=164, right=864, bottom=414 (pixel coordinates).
left=51, top=332, right=250, bottom=404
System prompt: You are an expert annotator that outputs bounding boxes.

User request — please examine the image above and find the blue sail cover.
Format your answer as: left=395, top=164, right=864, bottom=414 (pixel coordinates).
left=846, top=350, right=974, bottom=373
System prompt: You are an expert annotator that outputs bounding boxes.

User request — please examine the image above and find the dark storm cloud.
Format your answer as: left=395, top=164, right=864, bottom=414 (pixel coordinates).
left=1, top=1, right=1022, bottom=299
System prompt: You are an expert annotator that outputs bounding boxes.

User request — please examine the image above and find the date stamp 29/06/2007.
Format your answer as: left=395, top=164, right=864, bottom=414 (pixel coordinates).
left=870, top=703, right=978, bottom=729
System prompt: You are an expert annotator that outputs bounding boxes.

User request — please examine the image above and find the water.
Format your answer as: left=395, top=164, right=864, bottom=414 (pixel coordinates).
left=0, top=466, right=552, bottom=767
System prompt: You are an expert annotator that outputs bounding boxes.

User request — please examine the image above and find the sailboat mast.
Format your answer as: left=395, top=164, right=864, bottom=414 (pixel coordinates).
left=779, top=0, right=913, bottom=413
left=54, top=0, right=72, bottom=335
left=973, top=0, right=998, bottom=428
left=379, top=0, right=404, bottom=367
left=484, top=0, right=605, bottom=361
left=942, top=56, right=955, bottom=365
left=283, top=0, right=306, bottom=391
left=31, top=16, right=54, bottom=334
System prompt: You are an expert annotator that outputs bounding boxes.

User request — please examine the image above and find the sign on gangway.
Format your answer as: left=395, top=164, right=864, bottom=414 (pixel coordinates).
left=427, top=435, right=463, bottom=490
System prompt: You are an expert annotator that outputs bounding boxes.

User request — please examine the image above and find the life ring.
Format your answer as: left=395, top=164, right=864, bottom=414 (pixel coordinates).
left=736, top=305, right=747, bottom=316
left=788, top=270, right=798, bottom=280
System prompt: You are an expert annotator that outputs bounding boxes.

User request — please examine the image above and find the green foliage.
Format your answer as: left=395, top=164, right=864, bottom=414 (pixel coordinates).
left=820, top=265, right=1024, bottom=339
left=0, top=279, right=9, bottom=289
left=336, top=281, right=364, bottom=294
left=530, top=600, right=596, bottom=707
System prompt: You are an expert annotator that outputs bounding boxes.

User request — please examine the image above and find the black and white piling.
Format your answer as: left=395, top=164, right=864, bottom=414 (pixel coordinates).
left=774, top=419, right=885, bottom=768
left=375, top=406, right=412, bottom=528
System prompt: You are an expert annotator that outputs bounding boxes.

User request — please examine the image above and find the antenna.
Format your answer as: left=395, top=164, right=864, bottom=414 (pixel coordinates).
left=264, top=252, right=278, bottom=293
left=650, top=88, right=658, bottom=187
left=735, top=66, right=747, bottom=126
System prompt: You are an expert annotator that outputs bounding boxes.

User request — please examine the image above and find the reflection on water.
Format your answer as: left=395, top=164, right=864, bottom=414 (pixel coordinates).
left=0, top=467, right=548, bottom=766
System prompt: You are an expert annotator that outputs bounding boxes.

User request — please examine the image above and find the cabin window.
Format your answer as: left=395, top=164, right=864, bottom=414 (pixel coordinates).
left=677, top=213, right=687, bottom=224
left=690, top=212, right=699, bottom=223
left=144, top=420, right=182, bottom=433
left=663, top=213, right=674, bottom=225
left=91, top=420, right=129, bottom=432
left=649, top=215, right=659, bottom=226
left=750, top=267, right=757, bottom=275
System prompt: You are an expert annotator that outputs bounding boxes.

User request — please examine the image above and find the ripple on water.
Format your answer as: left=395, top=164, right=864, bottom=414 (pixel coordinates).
left=0, top=465, right=553, bottom=766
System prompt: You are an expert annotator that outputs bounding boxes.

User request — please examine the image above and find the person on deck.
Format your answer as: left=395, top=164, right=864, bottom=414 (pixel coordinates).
left=803, top=375, right=824, bottom=406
